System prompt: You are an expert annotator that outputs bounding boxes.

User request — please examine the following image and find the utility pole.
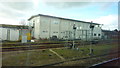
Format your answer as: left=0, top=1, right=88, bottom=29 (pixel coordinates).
left=72, top=24, right=76, bottom=49
left=26, top=22, right=32, bottom=66
left=89, top=21, right=94, bottom=55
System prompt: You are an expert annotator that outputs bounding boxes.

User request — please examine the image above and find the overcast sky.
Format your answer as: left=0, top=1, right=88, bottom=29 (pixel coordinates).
left=0, top=0, right=119, bottom=30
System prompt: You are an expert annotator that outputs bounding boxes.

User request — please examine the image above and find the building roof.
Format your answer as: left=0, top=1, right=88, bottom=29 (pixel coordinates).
left=28, top=14, right=100, bottom=25
left=102, top=30, right=118, bottom=35
left=0, top=24, right=28, bottom=29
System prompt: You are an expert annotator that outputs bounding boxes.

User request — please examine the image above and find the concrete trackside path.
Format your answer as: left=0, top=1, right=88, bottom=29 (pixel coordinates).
left=49, top=49, right=65, bottom=61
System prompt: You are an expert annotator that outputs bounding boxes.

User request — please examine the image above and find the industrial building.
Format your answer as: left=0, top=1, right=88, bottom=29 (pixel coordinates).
left=0, top=24, right=30, bottom=41
left=102, top=30, right=119, bottom=40
left=0, top=14, right=102, bottom=42
left=28, top=14, right=102, bottom=41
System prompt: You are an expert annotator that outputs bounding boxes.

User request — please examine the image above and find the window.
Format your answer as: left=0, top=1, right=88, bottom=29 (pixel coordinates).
left=98, top=25, right=100, bottom=27
left=65, top=36, right=68, bottom=38
left=53, top=32, right=58, bottom=33
left=43, top=31, right=48, bottom=33
left=33, top=20, right=35, bottom=23
left=98, top=34, right=100, bottom=36
left=53, top=21, right=59, bottom=24
left=94, top=33, right=96, bottom=36
left=61, top=32, right=65, bottom=33
left=43, top=31, right=46, bottom=32
left=54, top=22, right=58, bottom=24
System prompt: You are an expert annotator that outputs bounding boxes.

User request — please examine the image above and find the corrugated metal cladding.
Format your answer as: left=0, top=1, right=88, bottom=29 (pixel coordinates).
left=29, top=14, right=102, bottom=41
left=0, top=24, right=31, bottom=41
left=0, top=28, right=7, bottom=40
left=0, top=27, right=19, bottom=41
left=10, top=29, right=19, bottom=41
left=2, top=29, right=31, bottom=41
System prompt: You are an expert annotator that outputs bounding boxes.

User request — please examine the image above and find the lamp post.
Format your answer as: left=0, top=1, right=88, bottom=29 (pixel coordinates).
left=72, top=24, right=76, bottom=49
left=89, top=21, right=94, bottom=55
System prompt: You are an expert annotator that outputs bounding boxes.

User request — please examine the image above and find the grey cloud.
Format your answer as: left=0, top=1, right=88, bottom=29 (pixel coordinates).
left=99, top=2, right=114, bottom=10
left=45, top=2, right=90, bottom=9
left=0, top=7, right=24, bottom=19
left=1, top=2, right=34, bottom=11
left=0, top=2, right=34, bottom=20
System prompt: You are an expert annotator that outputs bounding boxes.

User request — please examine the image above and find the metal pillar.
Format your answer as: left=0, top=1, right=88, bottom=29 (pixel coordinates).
left=72, top=24, right=76, bottom=49
left=72, top=29, right=75, bottom=49
left=89, top=21, right=94, bottom=55
left=26, top=24, right=32, bottom=66
left=86, top=30, right=87, bottom=41
left=90, top=29, right=93, bottom=54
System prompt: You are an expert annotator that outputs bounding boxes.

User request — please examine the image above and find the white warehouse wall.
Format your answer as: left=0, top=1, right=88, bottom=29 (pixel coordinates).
left=93, top=25, right=102, bottom=39
left=29, top=17, right=41, bottom=39
left=0, top=27, right=20, bottom=41
left=10, top=29, right=19, bottom=41
left=50, top=17, right=61, bottom=39
left=0, top=28, right=7, bottom=40
left=29, top=15, right=102, bottom=40
left=60, top=19, right=70, bottom=39
left=39, top=16, right=51, bottom=39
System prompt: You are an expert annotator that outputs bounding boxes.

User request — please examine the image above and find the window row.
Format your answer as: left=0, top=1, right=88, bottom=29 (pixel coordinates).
left=94, top=33, right=101, bottom=36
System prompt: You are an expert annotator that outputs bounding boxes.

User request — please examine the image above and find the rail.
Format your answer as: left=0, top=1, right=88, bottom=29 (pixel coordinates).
left=31, top=51, right=120, bottom=67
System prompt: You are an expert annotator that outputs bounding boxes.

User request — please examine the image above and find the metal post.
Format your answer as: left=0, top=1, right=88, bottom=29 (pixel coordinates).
left=90, top=28, right=93, bottom=54
left=89, top=21, right=94, bottom=55
left=72, top=24, right=76, bottom=49
left=72, top=29, right=75, bottom=49
left=26, top=23, right=32, bottom=66
left=86, top=30, right=87, bottom=41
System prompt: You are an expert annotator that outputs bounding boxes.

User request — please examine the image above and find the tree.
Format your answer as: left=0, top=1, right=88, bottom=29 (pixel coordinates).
left=114, top=29, right=118, bottom=32
left=19, top=19, right=26, bottom=25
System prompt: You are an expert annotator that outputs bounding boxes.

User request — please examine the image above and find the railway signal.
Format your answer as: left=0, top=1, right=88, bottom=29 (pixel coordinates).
left=72, top=23, right=77, bottom=49
left=89, top=21, right=95, bottom=55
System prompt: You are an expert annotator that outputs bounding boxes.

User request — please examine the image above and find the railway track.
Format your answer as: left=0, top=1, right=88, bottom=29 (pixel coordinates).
left=2, top=42, right=66, bottom=46
left=2, top=44, right=65, bottom=52
left=1, top=42, right=82, bottom=52
left=1, top=42, right=67, bottom=52
left=1, top=42, right=119, bottom=67
left=1, top=41, right=90, bottom=47
left=33, top=51, right=120, bottom=67
left=90, top=57, right=120, bottom=68
left=1, top=41, right=117, bottom=52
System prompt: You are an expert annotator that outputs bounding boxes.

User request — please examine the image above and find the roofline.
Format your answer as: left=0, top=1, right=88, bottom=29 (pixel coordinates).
left=0, top=24, right=28, bottom=29
left=28, top=14, right=100, bottom=25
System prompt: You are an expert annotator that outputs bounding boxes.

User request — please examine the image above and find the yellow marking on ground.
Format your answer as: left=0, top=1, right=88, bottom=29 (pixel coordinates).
left=49, top=49, right=65, bottom=61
